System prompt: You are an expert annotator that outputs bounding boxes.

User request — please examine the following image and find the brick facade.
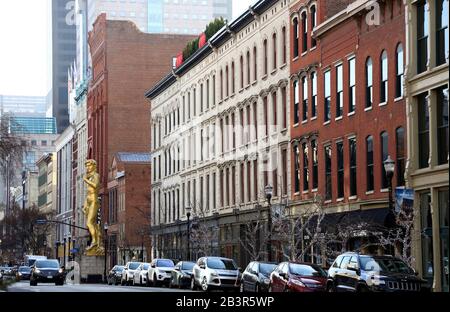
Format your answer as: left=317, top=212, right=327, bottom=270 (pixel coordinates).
left=87, top=13, right=195, bottom=224
left=289, top=0, right=406, bottom=226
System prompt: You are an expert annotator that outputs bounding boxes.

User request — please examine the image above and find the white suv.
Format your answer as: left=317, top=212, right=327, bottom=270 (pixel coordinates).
left=147, top=259, right=175, bottom=287
left=133, top=262, right=151, bottom=286
left=191, top=257, right=241, bottom=292
left=121, top=262, right=142, bottom=286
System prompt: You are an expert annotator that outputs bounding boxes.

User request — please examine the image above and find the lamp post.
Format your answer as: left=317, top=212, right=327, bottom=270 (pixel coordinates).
left=67, top=235, right=72, bottom=262
left=384, top=156, right=396, bottom=229
left=264, top=184, right=273, bottom=262
left=55, top=241, right=60, bottom=260
left=186, top=206, right=192, bottom=261
left=384, top=156, right=396, bottom=213
left=63, top=236, right=67, bottom=268
left=103, top=223, right=109, bottom=283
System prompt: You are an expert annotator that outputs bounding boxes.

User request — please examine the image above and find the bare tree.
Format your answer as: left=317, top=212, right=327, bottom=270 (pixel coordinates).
left=374, top=208, right=416, bottom=267
left=0, top=114, right=25, bottom=179
left=188, top=200, right=218, bottom=259
left=238, top=211, right=269, bottom=261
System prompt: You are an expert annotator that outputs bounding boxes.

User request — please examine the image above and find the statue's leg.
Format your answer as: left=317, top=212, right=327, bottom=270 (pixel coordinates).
left=87, top=205, right=98, bottom=247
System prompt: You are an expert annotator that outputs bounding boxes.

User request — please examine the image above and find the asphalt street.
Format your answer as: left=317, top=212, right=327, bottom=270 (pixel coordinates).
left=7, top=281, right=194, bottom=292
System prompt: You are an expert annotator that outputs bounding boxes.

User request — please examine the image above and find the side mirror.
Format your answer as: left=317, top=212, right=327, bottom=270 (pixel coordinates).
left=238, top=267, right=243, bottom=273
left=175, top=267, right=181, bottom=271
left=279, top=272, right=287, bottom=279
left=151, top=264, right=156, bottom=268
left=199, top=264, right=206, bottom=269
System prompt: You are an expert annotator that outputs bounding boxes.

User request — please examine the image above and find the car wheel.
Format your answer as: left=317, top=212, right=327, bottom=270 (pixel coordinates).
left=357, top=285, right=369, bottom=292
left=30, top=280, right=37, bottom=286
left=140, top=277, right=143, bottom=286
left=191, top=278, right=197, bottom=291
left=327, top=282, right=336, bottom=292
left=153, top=274, right=158, bottom=287
left=201, top=277, right=209, bottom=292
left=55, top=281, right=64, bottom=286
left=255, top=283, right=260, bottom=293
left=121, top=278, right=126, bottom=286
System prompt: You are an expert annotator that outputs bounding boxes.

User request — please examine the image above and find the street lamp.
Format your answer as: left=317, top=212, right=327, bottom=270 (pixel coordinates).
left=63, top=236, right=67, bottom=268
left=55, top=241, right=60, bottom=260
left=384, top=156, right=396, bottom=212
left=186, top=206, right=192, bottom=261
left=384, top=155, right=397, bottom=228
left=103, top=223, right=109, bottom=283
left=264, top=184, right=273, bottom=262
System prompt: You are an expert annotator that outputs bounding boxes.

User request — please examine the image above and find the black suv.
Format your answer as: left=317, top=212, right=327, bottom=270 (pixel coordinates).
left=327, top=252, right=428, bottom=292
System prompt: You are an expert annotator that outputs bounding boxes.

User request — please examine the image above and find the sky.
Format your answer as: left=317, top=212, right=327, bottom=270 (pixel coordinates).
left=0, top=0, right=254, bottom=97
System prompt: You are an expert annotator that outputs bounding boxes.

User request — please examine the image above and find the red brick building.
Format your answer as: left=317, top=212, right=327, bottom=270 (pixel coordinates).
left=107, top=152, right=152, bottom=267
left=289, top=0, right=406, bottom=258
left=87, top=14, right=195, bottom=261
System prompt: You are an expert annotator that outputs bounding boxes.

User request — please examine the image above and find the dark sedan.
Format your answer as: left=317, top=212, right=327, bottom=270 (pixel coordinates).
left=16, top=266, right=32, bottom=281
left=170, top=261, right=195, bottom=289
left=107, top=265, right=125, bottom=286
left=30, top=259, right=65, bottom=286
left=240, top=261, right=277, bottom=292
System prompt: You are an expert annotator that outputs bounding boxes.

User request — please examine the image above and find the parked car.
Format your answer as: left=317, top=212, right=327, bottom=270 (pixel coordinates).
left=240, top=261, right=277, bottom=292
left=147, top=259, right=175, bottom=287
left=30, top=259, right=65, bottom=286
left=16, top=266, right=32, bottom=281
left=170, top=261, right=195, bottom=289
left=133, top=263, right=151, bottom=286
left=121, top=262, right=142, bottom=286
left=269, top=262, right=327, bottom=292
left=107, top=265, right=124, bottom=285
left=326, top=252, right=428, bottom=292
left=191, top=257, right=241, bottom=292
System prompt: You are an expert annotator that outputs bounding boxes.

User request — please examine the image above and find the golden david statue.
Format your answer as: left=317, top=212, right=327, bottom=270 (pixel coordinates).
left=83, top=159, right=104, bottom=256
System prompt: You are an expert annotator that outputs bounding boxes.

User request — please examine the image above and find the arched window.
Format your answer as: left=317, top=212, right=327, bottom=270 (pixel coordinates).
left=231, top=61, right=235, bottom=94
left=365, top=57, right=373, bottom=108
left=282, top=26, right=287, bottom=64
left=396, top=127, right=405, bottom=186
left=240, top=55, right=244, bottom=89
left=380, top=131, right=389, bottom=189
left=253, top=46, right=258, bottom=81
left=273, top=33, right=277, bottom=70
left=302, top=75, right=308, bottom=121
left=225, top=65, right=229, bottom=98
left=366, top=135, right=374, bottom=192
left=301, top=11, right=308, bottom=53
left=263, top=39, right=268, bottom=75
left=247, top=51, right=251, bottom=85
left=293, top=18, right=299, bottom=58
left=395, top=44, right=404, bottom=98
left=311, top=71, right=317, bottom=117
left=311, top=5, right=317, bottom=47
left=220, top=69, right=223, bottom=100
left=294, top=80, right=299, bottom=124
left=380, top=50, right=388, bottom=103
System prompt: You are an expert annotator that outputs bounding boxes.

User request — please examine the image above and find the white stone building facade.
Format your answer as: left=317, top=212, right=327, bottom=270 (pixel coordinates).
left=148, top=0, right=292, bottom=266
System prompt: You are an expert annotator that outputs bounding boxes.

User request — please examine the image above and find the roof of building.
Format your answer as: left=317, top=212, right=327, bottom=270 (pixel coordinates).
left=145, top=0, right=279, bottom=100
left=116, top=152, right=152, bottom=163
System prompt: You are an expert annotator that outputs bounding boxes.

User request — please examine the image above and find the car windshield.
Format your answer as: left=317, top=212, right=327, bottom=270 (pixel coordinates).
left=289, top=264, right=327, bottom=277
left=129, top=263, right=141, bottom=270
left=207, top=258, right=237, bottom=270
left=156, top=260, right=175, bottom=268
left=142, top=264, right=150, bottom=270
left=181, top=262, right=195, bottom=271
left=19, top=266, right=31, bottom=272
left=35, top=260, right=59, bottom=269
left=114, top=266, right=124, bottom=272
left=259, top=263, right=277, bottom=275
left=360, top=257, right=414, bottom=274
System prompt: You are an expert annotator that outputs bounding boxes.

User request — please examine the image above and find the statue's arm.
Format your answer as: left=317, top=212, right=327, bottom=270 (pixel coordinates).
left=84, top=174, right=100, bottom=188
